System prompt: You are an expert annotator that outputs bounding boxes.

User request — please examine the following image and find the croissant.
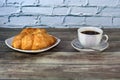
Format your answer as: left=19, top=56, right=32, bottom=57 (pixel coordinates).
left=12, top=28, right=56, bottom=50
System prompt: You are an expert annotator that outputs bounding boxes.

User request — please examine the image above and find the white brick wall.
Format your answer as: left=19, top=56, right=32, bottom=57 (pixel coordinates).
left=23, top=7, right=53, bottom=15
left=89, top=0, right=119, bottom=7
left=70, top=7, right=97, bottom=15
left=0, top=16, right=8, bottom=24
left=53, top=7, right=69, bottom=15
left=0, top=7, right=18, bottom=16
left=86, top=17, right=112, bottom=26
left=64, top=0, right=87, bottom=6
left=41, top=16, right=64, bottom=26
left=64, top=16, right=85, bottom=25
left=6, top=0, right=37, bottom=6
left=0, top=0, right=120, bottom=28
left=113, top=18, right=120, bottom=26
left=40, top=0, right=63, bottom=5
left=100, top=8, right=120, bottom=16
left=7, top=16, right=37, bottom=25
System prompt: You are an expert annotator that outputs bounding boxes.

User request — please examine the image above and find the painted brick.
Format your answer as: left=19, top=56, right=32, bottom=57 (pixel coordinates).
left=0, top=7, right=18, bottom=16
left=71, top=7, right=97, bottom=15
left=86, top=17, right=112, bottom=26
left=66, top=25, right=83, bottom=28
left=52, top=7, right=69, bottom=15
left=7, top=0, right=37, bottom=6
left=0, top=0, right=119, bottom=28
left=64, top=0, right=87, bottom=6
left=0, top=0, right=4, bottom=6
left=0, top=16, right=8, bottom=24
left=41, top=16, right=64, bottom=25
left=113, top=18, right=120, bottom=26
left=100, top=8, right=120, bottom=17
left=89, top=0, right=119, bottom=7
left=40, top=0, right=63, bottom=5
left=22, top=7, right=53, bottom=15
left=7, top=16, right=36, bottom=25
left=64, top=16, right=85, bottom=25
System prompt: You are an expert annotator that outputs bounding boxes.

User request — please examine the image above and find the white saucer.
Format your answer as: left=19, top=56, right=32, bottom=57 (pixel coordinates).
left=71, top=38, right=109, bottom=52
left=5, top=36, right=60, bottom=53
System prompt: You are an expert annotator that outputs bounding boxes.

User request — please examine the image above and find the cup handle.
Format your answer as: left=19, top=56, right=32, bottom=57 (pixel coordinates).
left=103, top=34, right=108, bottom=42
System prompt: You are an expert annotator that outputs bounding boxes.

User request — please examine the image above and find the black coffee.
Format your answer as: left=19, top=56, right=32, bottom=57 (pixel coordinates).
left=81, top=31, right=100, bottom=35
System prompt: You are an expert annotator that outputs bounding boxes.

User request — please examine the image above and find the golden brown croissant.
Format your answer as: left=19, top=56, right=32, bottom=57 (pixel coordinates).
left=12, top=28, right=56, bottom=50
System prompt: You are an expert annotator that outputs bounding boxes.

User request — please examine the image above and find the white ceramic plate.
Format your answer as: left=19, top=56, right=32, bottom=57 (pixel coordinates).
left=71, top=38, right=109, bottom=52
left=5, top=36, right=60, bottom=53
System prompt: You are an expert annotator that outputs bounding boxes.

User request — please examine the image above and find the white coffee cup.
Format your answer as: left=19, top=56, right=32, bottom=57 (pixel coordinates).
left=78, top=27, right=108, bottom=48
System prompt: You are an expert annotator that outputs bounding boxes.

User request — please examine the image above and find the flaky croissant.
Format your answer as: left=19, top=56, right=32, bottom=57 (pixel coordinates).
left=12, top=28, right=56, bottom=50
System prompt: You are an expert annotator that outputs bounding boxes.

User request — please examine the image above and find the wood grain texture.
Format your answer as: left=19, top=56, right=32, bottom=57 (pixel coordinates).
left=0, top=28, right=120, bottom=79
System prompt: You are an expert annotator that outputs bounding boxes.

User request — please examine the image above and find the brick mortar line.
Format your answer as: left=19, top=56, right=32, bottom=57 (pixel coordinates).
left=1, top=5, right=120, bottom=8
left=0, top=24, right=119, bottom=28
left=1, top=14, right=120, bottom=18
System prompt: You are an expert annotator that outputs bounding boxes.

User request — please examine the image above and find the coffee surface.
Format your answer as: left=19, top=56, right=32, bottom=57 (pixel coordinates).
left=81, top=31, right=100, bottom=35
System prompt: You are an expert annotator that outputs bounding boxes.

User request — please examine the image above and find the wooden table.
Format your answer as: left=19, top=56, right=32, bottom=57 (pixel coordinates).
left=0, top=28, right=120, bottom=79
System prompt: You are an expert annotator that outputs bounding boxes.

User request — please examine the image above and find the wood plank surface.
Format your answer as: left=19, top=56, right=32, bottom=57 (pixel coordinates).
left=0, top=28, right=120, bottom=79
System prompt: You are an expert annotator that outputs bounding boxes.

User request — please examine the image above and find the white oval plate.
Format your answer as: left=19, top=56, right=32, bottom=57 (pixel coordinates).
left=5, top=36, right=60, bottom=53
left=71, top=38, right=109, bottom=52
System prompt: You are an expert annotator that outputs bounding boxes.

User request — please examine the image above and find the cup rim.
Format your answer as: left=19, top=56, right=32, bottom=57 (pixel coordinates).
left=78, top=27, right=103, bottom=35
